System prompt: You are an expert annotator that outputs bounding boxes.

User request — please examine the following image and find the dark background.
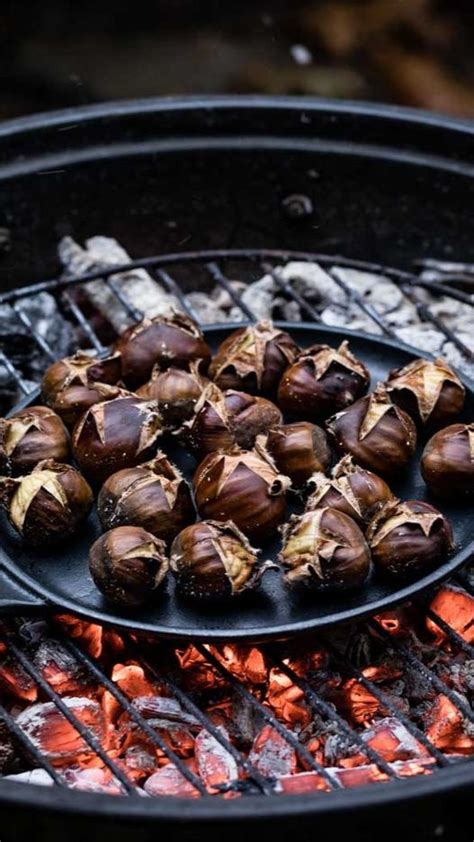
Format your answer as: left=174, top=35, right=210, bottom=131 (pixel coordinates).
left=2, top=0, right=474, bottom=120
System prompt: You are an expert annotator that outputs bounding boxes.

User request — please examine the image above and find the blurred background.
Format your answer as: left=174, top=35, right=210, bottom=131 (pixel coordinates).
left=2, top=0, right=474, bottom=120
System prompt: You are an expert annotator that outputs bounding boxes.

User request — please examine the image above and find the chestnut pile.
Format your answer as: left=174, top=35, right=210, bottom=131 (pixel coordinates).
left=0, top=312, right=470, bottom=611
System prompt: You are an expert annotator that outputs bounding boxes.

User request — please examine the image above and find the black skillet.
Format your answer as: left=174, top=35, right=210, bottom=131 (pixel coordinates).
left=0, top=323, right=472, bottom=642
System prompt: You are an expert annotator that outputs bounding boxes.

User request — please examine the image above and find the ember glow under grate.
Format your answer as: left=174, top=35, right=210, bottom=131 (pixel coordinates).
left=0, top=246, right=472, bottom=799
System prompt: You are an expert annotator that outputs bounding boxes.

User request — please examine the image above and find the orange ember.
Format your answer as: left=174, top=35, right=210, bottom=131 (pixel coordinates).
left=427, top=586, right=474, bottom=645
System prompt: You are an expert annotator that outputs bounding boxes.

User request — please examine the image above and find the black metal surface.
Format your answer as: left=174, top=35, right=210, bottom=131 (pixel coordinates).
left=0, top=324, right=472, bottom=641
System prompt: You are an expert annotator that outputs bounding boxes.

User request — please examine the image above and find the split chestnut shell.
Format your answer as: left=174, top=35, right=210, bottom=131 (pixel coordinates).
left=193, top=447, right=290, bottom=544
left=306, top=455, right=394, bottom=526
left=98, top=453, right=195, bottom=544
left=89, top=526, right=169, bottom=608
left=367, top=499, right=453, bottom=579
left=137, top=363, right=210, bottom=427
left=170, top=520, right=265, bottom=601
left=115, top=312, right=211, bottom=388
left=280, top=507, right=371, bottom=590
left=0, top=460, right=93, bottom=545
left=208, top=320, right=299, bottom=395
left=0, top=406, right=70, bottom=476
left=421, top=423, right=474, bottom=498
left=41, top=351, right=122, bottom=427
left=264, top=421, right=331, bottom=487
left=385, top=357, right=465, bottom=428
left=278, top=341, right=369, bottom=421
left=327, top=384, right=417, bottom=475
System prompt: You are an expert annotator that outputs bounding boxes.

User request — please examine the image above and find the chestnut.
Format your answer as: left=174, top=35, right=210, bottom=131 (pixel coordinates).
left=170, top=520, right=269, bottom=601
left=41, top=351, right=122, bottom=427
left=89, top=526, right=169, bottom=608
left=278, top=341, right=370, bottom=421
left=0, top=460, right=93, bottom=546
left=208, top=320, right=299, bottom=395
left=184, top=384, right=282, bottom=456
left=385, top=357, right=465, bottom=428
left=115, top=312, right=211, bottom=388
left=327, top=384, right=417, bottom=475
left=421, top=423, right=474, bottom=498
left=0, top=406, right=70, bottom=476
left=280, top=507, right=371, bottom=590
left=367, top=499, right=453, bottom=579
left=72, top=392, right=164, bottom=486
left=306, top=455, right=394, bottom=526
left=137, top=363, right=210, bottom=427
left=193, top=447, right=290, bottom=544
left=264, top=422, right=331, bottom=487
left=97, top=453, right=195, bottom=544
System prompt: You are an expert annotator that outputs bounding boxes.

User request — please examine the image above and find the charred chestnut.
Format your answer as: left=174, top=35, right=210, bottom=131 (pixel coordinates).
left=137, top=363, right=210, bottom=427
left=280, top=507, right=371, bottom=590
left=278, top=341, right=370, bottom=421
left=208, top=320, right=299, bottom=395
left=367, top=499, right=453, bottom=579
left=0, top=406, right=70, bottom=476
left=193, top=447, right=290, bottom=544
left=385, top=357, right=465, bottom=428
left=170, top=520, right=268, bottom=601
left=306, top=455, right=394, bottom=526
left=265, top=422, right=331, bottom=486
left=0, top=460, right=93, bottom=545
left=327, top=384, right=417, bottom=475
left=89, top=526, right=169, bottom=607
left=115, top=312, right=211, bottom=388
left=184, top=384, right=282, bottom=455
left=98, top=453, right=195, bottom=544
left=72, top=392, right=164, bottom=485
left=41, top=351, right=122, bottom=427
left=421, top=423, right=474, bottom=498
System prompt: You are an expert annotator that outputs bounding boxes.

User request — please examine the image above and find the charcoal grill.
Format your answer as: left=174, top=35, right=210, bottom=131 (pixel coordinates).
left=0, top=97, right=473, bottom=841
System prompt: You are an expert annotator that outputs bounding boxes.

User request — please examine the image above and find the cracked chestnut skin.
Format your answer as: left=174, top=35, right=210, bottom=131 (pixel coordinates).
left=305, top=455, right=394, bottom=526
left=89, top=526, right=169, bottom=608
left=208, top=320, right=299, bottom=395
left=265, top=421, right=331, bottom=487
left=41, top=351, right=122, bottom=427
left=0, top=406, right=70, bottom=476
left=0, top=459, right=93, bottom=546
left=385, top=357, right=465, bottom=428
left=327, top=385, right=417, bottom=476
left=278, top=341, right=370, bottom=422
left=115, top=312, right=211, bottom=388
left=137, top=363, right=210, bottom=427
left=98, top=453, right=195, bottom=544
left=368, top=499, right=454, bottom=579
left=421, top=423, right=474, bottom=498
left=280, top=507, right=371, bottom=590
left=170, top=520, right=260, bottom=601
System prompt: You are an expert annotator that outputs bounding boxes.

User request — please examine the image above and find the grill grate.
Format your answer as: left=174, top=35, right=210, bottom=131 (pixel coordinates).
left=0, top=248, right=472, bottom=798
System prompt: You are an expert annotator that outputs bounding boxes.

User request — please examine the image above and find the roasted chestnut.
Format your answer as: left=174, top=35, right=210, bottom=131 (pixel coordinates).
left=170, top=520, right=269, bottom=601
left=306, top=455, right=394, bottom=526
left=208, top=320, right=299, bottom=395
left=184, top=384, right=282, bottom=455
left=0, top=406, right=70, bottom=475
left=264, top=421, right=331, bottom=486
left=98, top=453, right=195, bottom=544
left=367, top=499, right=453, bottom=579
left=385, top=357, right=465, bottom=428
left=41, top=351, right=122, bottom=427
left=89, top=526, right=169, bottom=607
left=0, top=460, right=93, bottom=545
left=137, top=362, right=210, bottom=427
left=115, top=312, right=211, bottom=388
left=278, top=341, right=370, bottom=421
left=280, top=507, right=371, bottom=590
left=193, top=447, right=290, bottom=544
left=72, top=392, right=164, bottom=485
left=327, top=384, right=417, bottom=475
left=421, top=423, right=474, bottom=498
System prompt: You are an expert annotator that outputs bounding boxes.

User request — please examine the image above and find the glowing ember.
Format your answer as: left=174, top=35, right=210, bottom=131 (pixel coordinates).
left=427, top=586, right=474, bottom=645
left=425, top=695, right=474, bottom=754
left=15, top=698, right=106, bottom=764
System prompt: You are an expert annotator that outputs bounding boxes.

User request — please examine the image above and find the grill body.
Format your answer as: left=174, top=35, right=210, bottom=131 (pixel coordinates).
left=0, top=97, right=473, bottom=840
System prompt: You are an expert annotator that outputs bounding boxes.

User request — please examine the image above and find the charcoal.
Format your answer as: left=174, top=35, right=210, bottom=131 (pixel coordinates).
left=32, top=639, right=87, bottom=695
left=0, top=720, right=15, bottom=773
left=15, top=697, right=105, bottom=764
left=248, top=725, right=296, bottom=778
left=125, top=743, right=157, bottom=775
left=144, top=763, right=200, bottom=798
left=132, top=696, right=199, bottom=728
left=194, top=727, right=238, bottom=792
left=3, top=768, right=54, bottom=786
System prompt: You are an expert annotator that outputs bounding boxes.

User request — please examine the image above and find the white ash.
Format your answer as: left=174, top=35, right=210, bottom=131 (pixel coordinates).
left=3, top=768, right=54, bottom=787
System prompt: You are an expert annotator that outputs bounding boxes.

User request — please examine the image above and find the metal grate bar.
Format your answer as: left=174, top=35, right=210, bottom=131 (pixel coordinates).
left=54, top=629, right=208, bottom=796
left=61, top=292, right=106, bottom=354
left=261, top=263, right=322, bottom=323
left=0, top=698, right=65, bottom=786
left=103, top=277, right=143, bottom=322
left=328, top=267, right=397, bottom=338
left=155, top=269, right=203, bottom=323
left=0, top=350, right=30, bottom=394
left=425, top=607, right=474, bottom=660
left=400, top=286, right=474, bottom=359
left=206, top=262, right=256, bottom=322
left=196, top=644, right=342, bottom=790
left=320, top=635, right=450, bottom=767
left=3, top=630, right=138, bottom=795
left=268, top=652, right=399, bottom=779
left=12, top=305, right=56, bottom=362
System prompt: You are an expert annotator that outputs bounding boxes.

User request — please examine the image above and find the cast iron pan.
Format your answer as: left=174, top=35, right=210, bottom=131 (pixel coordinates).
left=0, top=323, right=472, bottom=642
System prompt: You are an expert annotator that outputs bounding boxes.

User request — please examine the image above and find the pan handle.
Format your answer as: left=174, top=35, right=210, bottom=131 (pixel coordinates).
left=0, top=564, right=47, bottom=614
